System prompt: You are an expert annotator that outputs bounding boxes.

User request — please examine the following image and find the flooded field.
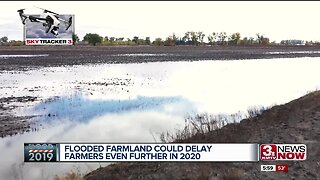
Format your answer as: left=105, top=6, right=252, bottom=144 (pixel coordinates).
left=1, top=56, right=320, bottom=179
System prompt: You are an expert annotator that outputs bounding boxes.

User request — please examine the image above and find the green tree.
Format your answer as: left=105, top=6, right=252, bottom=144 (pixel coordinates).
left=153, top=38, right=163, bottom=46
left=72, top=34, right=79, bottom=45
left=208, top=32, right=217, bottom=46
left=249, top=37, right=254, bottom=45
left=256, top=33, right=264, bottom=44
left=83, top=33, right=103, bottom=45
left=240, top=37, right=248, bottom=45
left=197, top=31, right=205, bottom=45
left=190, top=31, right=198, bottom=45
left=145, top=37, right=151, bottom=45
left=182, top=35, right=187, bottom=43
left=218, top=32, right=227, bottom=45
left=184, top=32, right=191, bottom=42
left=172, top=33, right=178, bottom=45
left=230, top=32, right=241, bottom=45
left=116, top=37, right=124, bottom=41
left=208, top=35, right=214, bottom=46
left=137, top=38, right=145, bottom=45
left=133, top=36, right=139, bottom=44
left=109, top=37, right=115, bottom=42
left=0, top=36, right=8, bottom=44
left=126, top=38, right=137, bottom=45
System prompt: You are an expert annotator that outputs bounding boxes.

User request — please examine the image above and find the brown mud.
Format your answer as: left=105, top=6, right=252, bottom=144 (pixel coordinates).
left=1, top=45, right=320, bottom=71
left=84, top=91, right=320, bottom=180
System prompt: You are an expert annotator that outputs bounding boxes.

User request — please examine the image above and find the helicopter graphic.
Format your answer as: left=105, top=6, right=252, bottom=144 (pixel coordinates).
left=18, top=7, right=72, bottom=36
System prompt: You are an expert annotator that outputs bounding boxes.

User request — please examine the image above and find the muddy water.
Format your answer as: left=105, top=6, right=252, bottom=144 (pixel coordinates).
left=1, top=57, right=320, bottom=179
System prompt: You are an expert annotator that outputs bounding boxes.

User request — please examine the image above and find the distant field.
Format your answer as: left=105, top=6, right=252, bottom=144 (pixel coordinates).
left=1, top=45, right=320, bottom=71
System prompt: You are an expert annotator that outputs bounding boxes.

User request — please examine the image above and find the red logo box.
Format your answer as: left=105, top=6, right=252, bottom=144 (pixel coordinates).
left=260, top=144, right=307, bottom=161
left=276, top=164, right=289, bottom=172
left=260, top=144, right=277, bottom=160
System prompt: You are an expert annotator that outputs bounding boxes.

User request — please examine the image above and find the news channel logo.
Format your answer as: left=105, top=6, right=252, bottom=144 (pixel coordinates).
left=260, top=144, right=306, bottom=161
left=24, top=143, right=58, bottom=162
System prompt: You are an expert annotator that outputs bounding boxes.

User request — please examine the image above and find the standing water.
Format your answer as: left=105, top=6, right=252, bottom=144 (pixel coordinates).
left=1, top=57, right=320, bottom=179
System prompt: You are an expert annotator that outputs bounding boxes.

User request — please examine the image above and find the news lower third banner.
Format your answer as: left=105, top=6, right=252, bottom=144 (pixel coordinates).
left=24, top=143, right=259, bottom=162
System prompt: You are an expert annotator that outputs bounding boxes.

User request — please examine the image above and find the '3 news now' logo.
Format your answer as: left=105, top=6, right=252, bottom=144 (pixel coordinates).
left=260, top=144, right=307, bottom=161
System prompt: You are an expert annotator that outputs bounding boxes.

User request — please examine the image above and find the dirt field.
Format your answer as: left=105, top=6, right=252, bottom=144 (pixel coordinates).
left=84, top=91, right=320, bottom=180
left=0, top=96, right=38, bottom=137
left=1, top=45, right=320, bottom=71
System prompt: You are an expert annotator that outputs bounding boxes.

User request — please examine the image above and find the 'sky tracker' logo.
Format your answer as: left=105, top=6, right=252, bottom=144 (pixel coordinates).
left=260, top=144, right=306, bottom=161
left=26, top=39, right=73, bottom=45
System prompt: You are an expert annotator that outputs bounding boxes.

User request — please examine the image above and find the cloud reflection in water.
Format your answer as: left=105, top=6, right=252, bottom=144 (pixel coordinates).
left=32, top=94, right=197, bottom=123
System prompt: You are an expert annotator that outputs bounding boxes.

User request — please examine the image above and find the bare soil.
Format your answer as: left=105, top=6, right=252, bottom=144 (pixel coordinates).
left=0, top=96, right=38, bottom=137
left=1, top=45, right=320, bottom=71
left=84, top=91, right=320, bottom=180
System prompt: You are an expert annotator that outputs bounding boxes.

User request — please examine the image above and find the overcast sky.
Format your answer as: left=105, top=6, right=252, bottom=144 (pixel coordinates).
left=1, top=1, right=320, bottom=42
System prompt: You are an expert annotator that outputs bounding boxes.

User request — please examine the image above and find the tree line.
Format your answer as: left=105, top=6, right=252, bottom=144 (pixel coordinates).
left=77, top=31, right=272, bottom=46
left=0, top=36, right=24, bottom=46
left=1, top=32, right=319, bottom=46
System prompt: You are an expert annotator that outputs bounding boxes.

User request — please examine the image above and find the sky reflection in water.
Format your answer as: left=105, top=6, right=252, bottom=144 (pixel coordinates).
left=32, top=94, right=196, bottom=123
left=1, top=57, right=320, bottom=179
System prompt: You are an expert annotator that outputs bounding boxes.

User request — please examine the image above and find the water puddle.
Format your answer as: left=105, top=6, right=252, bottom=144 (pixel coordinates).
left=31, top=94, right=195, bottom=122
left=113, top=53, right=173, bottom=57
left=1, top=57, right=320, bottom=179
left=265, top=51, right=320, bottom=55
left=0, top=54, right=49, bottom=59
